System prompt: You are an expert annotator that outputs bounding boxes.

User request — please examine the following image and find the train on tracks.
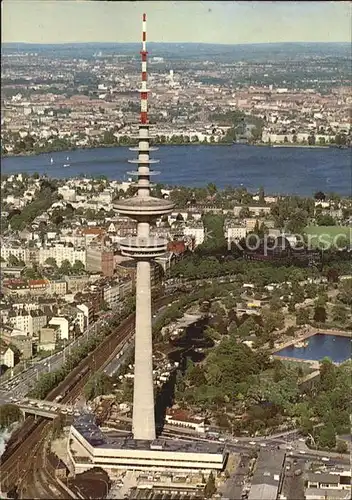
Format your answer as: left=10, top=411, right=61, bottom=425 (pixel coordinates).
left=55, top=365, right=91, bottom=403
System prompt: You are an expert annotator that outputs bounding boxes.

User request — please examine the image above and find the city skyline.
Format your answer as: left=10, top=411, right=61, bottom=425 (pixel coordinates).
left=2, top=0, right=351, bottom=45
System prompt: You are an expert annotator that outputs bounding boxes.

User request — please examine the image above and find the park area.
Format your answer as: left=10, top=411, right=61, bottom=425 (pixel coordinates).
left=304, top=226, right=351, bottom=249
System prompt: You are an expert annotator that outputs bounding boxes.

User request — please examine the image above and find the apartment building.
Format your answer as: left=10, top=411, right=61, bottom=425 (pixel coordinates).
left=233, top=205, right=272, bottom=217
left=103, top=283, right=120, bottom=309
left=75, top=307, right=87, bottom=333
left=76, top=303, right=93, bottom=328
left=39, top=243, right=86, bottom=267
left=225, top=225, right=247, bottom=241
left=118, top=278, right=133, bottom=299
left=64, top=275, right=90, bottom=293
left=48, top=280, right=67, bottom=296
left=183, top=224, right=205, bottom=246
left=0, top=244, right=28, bottom=263
left=7, top=309, right=47, bottom=336
left=49, top=316, right=70, bottom=340
left=86, top=246, right=114, bottom=277
left=39, top=325, right=60, bottom=351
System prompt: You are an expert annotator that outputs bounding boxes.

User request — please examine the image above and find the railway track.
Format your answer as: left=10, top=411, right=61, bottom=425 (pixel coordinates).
left=0, top=293, right=179, bottom=498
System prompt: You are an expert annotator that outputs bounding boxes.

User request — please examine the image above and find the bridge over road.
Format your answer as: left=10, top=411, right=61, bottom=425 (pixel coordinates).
left=2, top=396, right=77, bottom=419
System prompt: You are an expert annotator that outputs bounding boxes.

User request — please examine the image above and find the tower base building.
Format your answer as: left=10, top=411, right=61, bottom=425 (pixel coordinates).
left=68, top=414, right=226, bottom=475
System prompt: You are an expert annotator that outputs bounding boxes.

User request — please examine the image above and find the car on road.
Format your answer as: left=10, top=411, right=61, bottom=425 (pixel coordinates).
left=321, top=457, right=329, bottom=462
left=299, top=450, right=306, bottom=455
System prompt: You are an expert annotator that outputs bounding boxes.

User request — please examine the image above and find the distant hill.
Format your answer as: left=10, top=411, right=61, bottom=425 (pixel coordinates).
left=2, top=42, right=350, bottom=61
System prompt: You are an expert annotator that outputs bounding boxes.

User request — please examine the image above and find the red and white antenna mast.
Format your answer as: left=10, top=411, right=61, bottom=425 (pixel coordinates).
left=140, top=13, right=148, bottom=124
left=127, top=13, right=160, bottom=197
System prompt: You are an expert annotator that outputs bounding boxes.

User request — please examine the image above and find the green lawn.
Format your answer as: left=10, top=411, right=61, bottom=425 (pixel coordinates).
left=304, top=226, right=351, bottom=249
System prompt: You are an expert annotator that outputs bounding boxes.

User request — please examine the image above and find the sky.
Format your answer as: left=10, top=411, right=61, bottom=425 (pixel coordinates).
left=2, top=0, right=351, bottom=45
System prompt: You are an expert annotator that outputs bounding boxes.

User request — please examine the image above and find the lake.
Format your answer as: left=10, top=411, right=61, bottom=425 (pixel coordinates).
left=275, top=334, right=351, bottom=364
left=2, top=145, right=351, bottom=196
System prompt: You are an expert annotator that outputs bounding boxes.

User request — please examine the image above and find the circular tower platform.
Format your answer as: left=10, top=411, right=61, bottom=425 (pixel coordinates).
left=114, top=196, right=174, bottom=218
left=119, top=236, right=168, bottom=258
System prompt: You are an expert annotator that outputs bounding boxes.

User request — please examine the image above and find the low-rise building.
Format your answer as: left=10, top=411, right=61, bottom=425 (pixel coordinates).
left=244, top=218, right=259, bottom=231
left=28, top=279, right=50, bottom=295
left=0, top=266, right=25, bottom=278
left=305, top=470, right=351, bottom=500
left=2, top=279, right=30, bottom=296
left=165, top=409, right=206, bottom=434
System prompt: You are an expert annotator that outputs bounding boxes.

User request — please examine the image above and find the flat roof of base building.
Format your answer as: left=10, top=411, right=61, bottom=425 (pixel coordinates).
left=72, top=415, right=224, bottom=455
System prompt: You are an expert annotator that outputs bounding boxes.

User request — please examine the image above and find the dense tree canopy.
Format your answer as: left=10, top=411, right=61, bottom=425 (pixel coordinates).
left=0, top=404, right=22, bottom=429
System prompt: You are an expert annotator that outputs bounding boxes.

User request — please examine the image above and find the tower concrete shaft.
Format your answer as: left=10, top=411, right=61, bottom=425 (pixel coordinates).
left=114, top=13, right=174, bottom=441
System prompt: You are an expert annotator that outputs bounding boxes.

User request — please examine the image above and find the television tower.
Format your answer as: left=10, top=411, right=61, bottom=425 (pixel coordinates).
left=114, top=14, right=174, bottom=441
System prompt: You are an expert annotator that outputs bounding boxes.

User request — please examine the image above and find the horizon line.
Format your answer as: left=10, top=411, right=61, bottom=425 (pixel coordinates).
left=2, top=40, right=350, bottom=46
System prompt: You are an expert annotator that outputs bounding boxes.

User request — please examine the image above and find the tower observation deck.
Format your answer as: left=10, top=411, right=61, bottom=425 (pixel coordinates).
left=113, top=14, right=174, bottom=441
